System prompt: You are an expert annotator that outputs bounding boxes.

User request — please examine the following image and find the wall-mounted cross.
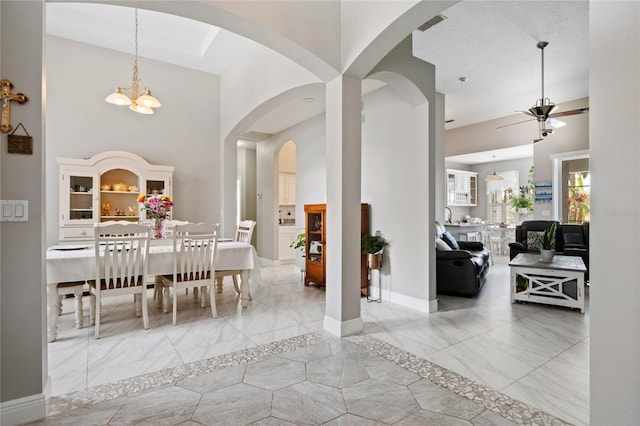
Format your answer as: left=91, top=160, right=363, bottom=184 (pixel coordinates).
left=1, top=79, right=29, bottom=133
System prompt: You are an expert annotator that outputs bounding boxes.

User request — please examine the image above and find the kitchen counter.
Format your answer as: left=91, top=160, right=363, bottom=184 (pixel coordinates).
left=445, top=223, right=484, bottom=241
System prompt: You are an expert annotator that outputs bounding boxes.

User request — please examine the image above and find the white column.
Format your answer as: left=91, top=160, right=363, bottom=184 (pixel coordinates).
left=589, top=1, right=640, bottom=424
left=323, top=75, right=363, bottom=336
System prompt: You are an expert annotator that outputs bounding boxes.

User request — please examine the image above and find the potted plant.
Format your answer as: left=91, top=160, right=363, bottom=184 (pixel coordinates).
left=515, top=274, right=529, bottom=293
left=290, top=232, right=306, bottom=279
left=540, top=222, right=557, bottom=262
left=362, top=231, right=388, bottom=270
left=290, top=232, right=306, bottom=254
left=512, top=186, right=533, bottom=215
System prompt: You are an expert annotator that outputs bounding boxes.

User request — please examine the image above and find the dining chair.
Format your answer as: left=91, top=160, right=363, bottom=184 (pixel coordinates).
left=162, top=222, right=219, bottom=325
left=89, top=221, right=151, bottom=338
left=215, top=220, right=256, bottom=296
left=147, top=219, right=191, bottom=305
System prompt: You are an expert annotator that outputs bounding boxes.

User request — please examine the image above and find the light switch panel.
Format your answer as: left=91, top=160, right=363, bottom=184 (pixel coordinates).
left=0, top=200, right=29, bottom=222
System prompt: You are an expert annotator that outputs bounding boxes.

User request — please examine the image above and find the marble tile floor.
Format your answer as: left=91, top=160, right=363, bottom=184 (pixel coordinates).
left=42, top=256, right=589, bottom=425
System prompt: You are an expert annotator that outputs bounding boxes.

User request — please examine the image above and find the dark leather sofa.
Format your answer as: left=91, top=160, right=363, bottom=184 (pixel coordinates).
left=509, top=220, right=589, bottom=279
left=435, top=223, right=490, bottom=297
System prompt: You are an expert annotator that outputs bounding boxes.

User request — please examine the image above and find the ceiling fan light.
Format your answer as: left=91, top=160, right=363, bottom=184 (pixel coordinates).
left=136, top=91, right=161, bottom=108
left=105, top=89, right=132, bottom=106
left=546, top=117, right=566, bottom=128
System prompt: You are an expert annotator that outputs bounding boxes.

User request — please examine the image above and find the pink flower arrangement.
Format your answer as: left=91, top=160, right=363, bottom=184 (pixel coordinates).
left=137, top=193, right=173, bottom=221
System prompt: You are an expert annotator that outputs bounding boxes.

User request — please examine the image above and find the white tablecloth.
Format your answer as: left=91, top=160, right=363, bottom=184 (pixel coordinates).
left=46, top=241, right=261, bottom=284
left=46, top=240, right=261, bottom=342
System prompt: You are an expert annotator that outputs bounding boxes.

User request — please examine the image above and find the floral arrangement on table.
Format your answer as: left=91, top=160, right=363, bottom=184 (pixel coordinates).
left=137, top=193, right=173, bottom=238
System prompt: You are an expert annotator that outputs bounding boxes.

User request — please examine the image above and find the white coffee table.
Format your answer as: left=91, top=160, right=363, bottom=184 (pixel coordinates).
left=509, top=253, right=587, bottom=313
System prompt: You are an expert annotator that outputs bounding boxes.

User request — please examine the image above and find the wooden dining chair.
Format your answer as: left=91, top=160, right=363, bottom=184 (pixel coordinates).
left=215, top=220, right=256, bottom=296
left=89, top=221, right=151, bottom=338
left=162, top=222, right=219, bottom=325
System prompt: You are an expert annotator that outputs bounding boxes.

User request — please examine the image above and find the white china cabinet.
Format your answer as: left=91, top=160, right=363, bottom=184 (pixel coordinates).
left=57, top=151, right=174, bottom=242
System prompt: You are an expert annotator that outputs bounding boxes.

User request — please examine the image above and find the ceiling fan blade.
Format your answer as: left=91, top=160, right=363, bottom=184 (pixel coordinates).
left=533, top=138, right=544, bottom=143
left=549, top=107, right=589, bottom=118
left=517, top=110, right=539, bottom=118
left=496, top=117, right=535, bottom=129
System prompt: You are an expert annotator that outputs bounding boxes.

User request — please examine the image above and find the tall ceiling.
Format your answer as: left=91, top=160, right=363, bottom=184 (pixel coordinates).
left=46, top=1, right=589, bottom=158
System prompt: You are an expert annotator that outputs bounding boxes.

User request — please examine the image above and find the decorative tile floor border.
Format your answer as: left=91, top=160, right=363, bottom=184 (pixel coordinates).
left=47, top=332, right=570, bottom=425
left=345, top=334, right=570, bottom=425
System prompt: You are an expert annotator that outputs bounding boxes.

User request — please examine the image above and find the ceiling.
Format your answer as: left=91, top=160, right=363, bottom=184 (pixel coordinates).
left=46, top=1, right=589, bottom=163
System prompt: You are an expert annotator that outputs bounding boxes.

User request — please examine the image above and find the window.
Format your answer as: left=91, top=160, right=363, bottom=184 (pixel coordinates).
left=566, top=171, right=590, bottom=223
left=486, top=171, right=519, bottom=224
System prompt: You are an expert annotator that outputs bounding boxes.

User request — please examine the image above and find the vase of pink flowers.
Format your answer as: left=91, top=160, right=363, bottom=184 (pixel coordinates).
left=137, top=193, right=174, bottom=239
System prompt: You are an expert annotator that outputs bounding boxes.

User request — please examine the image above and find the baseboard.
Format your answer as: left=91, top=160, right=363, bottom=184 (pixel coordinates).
left=323, top=315, right=364, bottom=337
left=380, top=288, right=437, bottom=313
left=0, top=393, right=47, bottom=426
left=258, top=257, right=279, bottom=267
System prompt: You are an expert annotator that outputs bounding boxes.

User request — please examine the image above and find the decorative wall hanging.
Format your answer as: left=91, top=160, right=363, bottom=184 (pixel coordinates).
left=7, top=122, right=33, bottom=155
left=1, top=79, right=29, bottom=133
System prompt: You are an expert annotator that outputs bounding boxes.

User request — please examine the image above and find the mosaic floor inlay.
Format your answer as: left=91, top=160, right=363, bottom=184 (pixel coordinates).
left=41, top=332, right=570, bottom=425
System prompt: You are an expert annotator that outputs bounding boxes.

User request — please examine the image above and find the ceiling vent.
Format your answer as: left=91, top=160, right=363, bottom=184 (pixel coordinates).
left=418, top=14, right=447, bottom=31
left=240, top=131, right=272, bottom=142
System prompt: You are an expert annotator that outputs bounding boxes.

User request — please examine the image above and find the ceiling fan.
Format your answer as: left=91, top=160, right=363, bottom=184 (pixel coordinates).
left=497, top=41, right=589, bottom=140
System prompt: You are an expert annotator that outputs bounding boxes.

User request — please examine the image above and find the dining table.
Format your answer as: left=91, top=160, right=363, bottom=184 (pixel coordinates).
left=46, top=240, right=260, bottom=342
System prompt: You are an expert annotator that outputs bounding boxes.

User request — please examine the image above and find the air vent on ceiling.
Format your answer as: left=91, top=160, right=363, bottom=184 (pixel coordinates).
left=240, top=131, right=272, bottom=142
left=418, top=14, right=447, bottom=31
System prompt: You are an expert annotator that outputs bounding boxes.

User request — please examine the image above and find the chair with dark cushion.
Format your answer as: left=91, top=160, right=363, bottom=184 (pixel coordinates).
left=509, top=220, right=562, bottom=260
left=562, top=221, right=589, bottom=280
left=509, top=220, right=589, bottom=280
left=435, top=222, right=490, bottom=297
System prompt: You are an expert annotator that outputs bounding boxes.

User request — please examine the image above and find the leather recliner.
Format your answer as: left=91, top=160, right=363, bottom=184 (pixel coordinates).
left=435, top=222, right=490, bottom=297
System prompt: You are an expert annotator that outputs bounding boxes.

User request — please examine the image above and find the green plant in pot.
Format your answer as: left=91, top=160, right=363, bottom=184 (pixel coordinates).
left=540, top=222, right=557, bottom=262
left=516, top=274, right=529, bottom=292
left=290, top=232, right=306, bottom=255
left=512, top=186, right=533, bottom=214
left=362, top=231, right=388, bottom=270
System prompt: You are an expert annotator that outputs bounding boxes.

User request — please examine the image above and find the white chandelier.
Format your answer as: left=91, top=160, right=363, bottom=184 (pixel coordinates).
left=486, top=156, right=504, bottom=181
left=105, top=8, right=161, bottom=114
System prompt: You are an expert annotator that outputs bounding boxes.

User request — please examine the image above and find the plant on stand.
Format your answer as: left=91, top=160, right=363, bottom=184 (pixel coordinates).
left=362, top=231, right=389, bottom=270
left=137, top=193, right=174, bottom=239
left=540, top=222, right=557, bottom=262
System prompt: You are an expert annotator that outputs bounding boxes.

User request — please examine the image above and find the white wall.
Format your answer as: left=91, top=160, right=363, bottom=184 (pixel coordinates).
left=0, top=1, right=47, bottom=423
left=45, top=36, right=221, bottom=245
left=589, top=1, right=640, bottom=423
left=361, top=85, right=428, bottom=301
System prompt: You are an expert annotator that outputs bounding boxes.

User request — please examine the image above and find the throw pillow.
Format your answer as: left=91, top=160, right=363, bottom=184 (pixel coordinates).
left=564, top=233, right=584, bottom=245
left=435, top=238, right=452, bottom=251
left=527, top=231, right=555, bottom=252
left=441, top=231, right=460, bottom=250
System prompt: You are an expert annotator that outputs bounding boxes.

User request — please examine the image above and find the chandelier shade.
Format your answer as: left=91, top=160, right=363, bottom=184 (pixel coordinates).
left=105, top=9, right=160, bottom=114
left=485, top=156, right=504, bottom=181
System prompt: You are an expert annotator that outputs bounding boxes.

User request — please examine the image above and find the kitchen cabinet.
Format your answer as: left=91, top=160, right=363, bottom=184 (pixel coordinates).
left=58, top=151, right=174, bottom=242
left=279, top=172, right=296, bottom=205
left=304, top=203, right=370, bottom=295
left=278, top=226, right=297, bottom=261
left=446, top=169, right=478, bottom=206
